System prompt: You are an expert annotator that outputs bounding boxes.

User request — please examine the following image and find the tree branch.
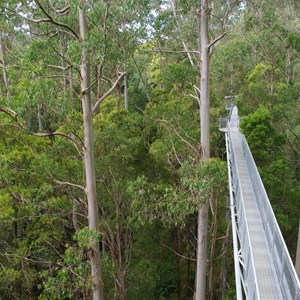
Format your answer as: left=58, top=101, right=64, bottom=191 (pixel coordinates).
left=193, top=84, right=201, bottom=108
left=52, top=178, right=85, bottom=192
left=171, top=139, right=183, bottom=166
left=0, top=107, right=18, bottom=121
left=142, top=49, right=199, bottom=55
left=49, top=3, right=70, bottom=16
left=158, top=118, right=200, bottom=156
left=170, top=0, right=197, bottom=69
left=287, top=138, right=300, bottom=154
left=47, top=64, right=71, bottom=71
left=34, top=0, right=79, bottom=40
left=30, top=131, right=85, bottom=149
left=281, top=110, right=299, bottom=139
left=0, top=107, right=85, bottom=149
left=0, top=4, right=76, bottom=40
left=0, top=123, right=19, bottom=128
left=208, top=32, right=227, bottom=50
left=150, top=233, right=196, bottom=261
left=92, top=72, right=126, bottom=113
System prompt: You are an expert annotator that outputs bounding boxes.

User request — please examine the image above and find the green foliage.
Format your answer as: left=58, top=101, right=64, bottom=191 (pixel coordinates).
left=0, top=123, right=83, bottom=298
left=161, top=62, right=197, bottom=91
left=75, top=228, right=100, bottom=250
left=128, top=175, right=173, bottom=226
left=260, top=159, right=300, bottom=253
left=129, top=158, right=227, bottom=227
left=127, top=259, right=158, bottom=299
left=179, top=158, right=227, bottom=204
left=39, top=245, right=91, bottom=300
left=240, top=107, right=284, bottom=165
left=1, top=0, right=299, bottom=298
left=0, top=193, right=14, bottom=220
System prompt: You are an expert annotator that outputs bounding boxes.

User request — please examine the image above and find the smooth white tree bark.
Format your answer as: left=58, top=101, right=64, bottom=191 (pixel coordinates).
left=79, top=4, right=104, bottom=300
left=0, top=34, right=10, bottom=106
left=196, top=0, right=210, bottom=299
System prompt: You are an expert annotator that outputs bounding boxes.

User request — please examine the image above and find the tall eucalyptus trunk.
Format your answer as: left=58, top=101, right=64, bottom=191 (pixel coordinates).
left=78, top=4, right=103, bottom=300
left=196, top=0, right=210, bottom=299
left=0, top=34, right=10, bottom=106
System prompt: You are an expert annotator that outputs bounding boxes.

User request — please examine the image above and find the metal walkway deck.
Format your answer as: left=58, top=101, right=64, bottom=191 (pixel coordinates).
left=223, top=106, right=300, bottom=299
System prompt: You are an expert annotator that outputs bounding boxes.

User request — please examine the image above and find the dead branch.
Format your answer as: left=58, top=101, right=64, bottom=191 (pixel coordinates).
left=52, top=178, right=85, bottom=192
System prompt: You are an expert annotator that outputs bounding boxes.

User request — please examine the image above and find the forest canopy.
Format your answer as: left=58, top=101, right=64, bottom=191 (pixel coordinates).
left=0, top=0, right=299, bottom=299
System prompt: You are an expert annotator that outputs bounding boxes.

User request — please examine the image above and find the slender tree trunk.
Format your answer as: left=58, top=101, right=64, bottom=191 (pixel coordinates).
left=196, top=0, right=210, bottom=299
left=95, top=66, right=100, bottom=102
left=0, top=36, right=4, bottom=97
left=78, top=5, right=103, bottom=300
left=72, top=198, right=80, bottom=232
left=116, top=81, right=121, bottom=111
left=124, top=73, right=129, bottom=110
left=116, top=215, right=126, bottom=300
left=208, top=192, right=218, bottom=300
left=60, top=34, right=67, bottom=103
left=69, top=67, right=74, bottom=108
left=286, top=48, right=291, bottom=84
left=0, top=34, right=10, bottom=106
left=199, top=0, right=210, bottom=160
left=269, top=68, right=274, bottom=110
left=38, top=103, right=43, bottom=131
left=196, top=206, right=208, bottom=300
left=177, top=229, right=182, bottom=299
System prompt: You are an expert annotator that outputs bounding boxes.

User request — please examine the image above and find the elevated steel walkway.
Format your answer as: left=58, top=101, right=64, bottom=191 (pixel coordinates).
left=221, top=106, right=300, bottom=299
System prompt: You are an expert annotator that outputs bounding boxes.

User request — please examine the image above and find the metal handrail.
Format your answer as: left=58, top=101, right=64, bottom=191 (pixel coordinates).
left=227, top=126, right=261, bottom=300
left=225, top=131, right=243, bottom=299
left=241, top=134, right=300, bottom=299
left=225, top=104, right=300, bottom=299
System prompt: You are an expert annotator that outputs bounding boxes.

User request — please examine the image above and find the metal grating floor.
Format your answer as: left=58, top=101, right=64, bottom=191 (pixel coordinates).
left=230, top=108, right=283, bottom=299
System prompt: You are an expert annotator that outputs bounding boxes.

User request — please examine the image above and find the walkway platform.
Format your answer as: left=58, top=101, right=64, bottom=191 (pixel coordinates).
left=227, top=107, right=300, bottom=299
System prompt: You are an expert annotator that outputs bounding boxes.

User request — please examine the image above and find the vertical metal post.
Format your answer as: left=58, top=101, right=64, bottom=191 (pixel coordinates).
left=295, top=221, right=300, bottom=280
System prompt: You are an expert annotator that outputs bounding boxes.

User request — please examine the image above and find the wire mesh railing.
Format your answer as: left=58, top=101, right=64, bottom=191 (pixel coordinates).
left=241, top=133, right=300, bottom=299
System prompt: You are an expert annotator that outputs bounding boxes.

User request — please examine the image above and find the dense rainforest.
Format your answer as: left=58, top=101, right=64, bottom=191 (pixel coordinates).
left=0, top=0, right=299, bottom=299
